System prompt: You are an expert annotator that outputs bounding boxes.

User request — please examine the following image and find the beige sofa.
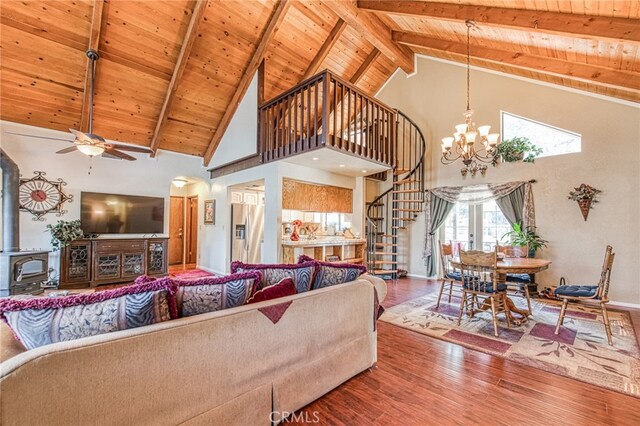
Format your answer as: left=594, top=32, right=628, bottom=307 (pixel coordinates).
left=0, top=275, right=386, bottom=425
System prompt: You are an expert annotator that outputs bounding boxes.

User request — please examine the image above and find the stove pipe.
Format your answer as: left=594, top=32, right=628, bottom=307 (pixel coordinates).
left=0, top=149, right=20, bottom=252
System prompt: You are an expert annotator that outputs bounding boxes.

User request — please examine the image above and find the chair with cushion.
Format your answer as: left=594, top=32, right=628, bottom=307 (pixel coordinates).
left=554, top=245, right=616, bottom=345
left=436, top=242, right=463, bottom=308
left=495, top=244, right=532, bottom=313
left=457, top=250, right=510, bottom=337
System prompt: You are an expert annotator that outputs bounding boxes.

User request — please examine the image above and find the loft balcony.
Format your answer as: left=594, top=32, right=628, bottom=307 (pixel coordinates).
left=209, top=70, right=396, bottom=178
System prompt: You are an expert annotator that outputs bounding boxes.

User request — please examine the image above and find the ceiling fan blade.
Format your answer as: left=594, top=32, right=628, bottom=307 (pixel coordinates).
left=107, top=143, right=153, bottom=154
left=103, top=148, right=136, bottom=161
left=56, top=146, right=79, bottom=154
left=101, top=152, right=123, bottom=160
left=69, top=128, right=94, bottom=144
left=4, top=131, right=74, bottom=142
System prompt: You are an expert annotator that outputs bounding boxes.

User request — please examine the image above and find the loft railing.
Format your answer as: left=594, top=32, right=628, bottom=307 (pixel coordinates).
left=258, top=70, right=395, bottom=167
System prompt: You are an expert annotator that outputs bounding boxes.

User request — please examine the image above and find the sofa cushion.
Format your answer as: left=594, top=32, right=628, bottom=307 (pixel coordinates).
left=230, top=261, right=317, bottom=293
left=555, top=285, right=599, bottom=298
left=297, top=255, right=367, bottom=289
left=0, top=280, right=175, bottom=350
left=246, top=277, right=296, bottom=305
left=173, top=272, right=261, bottom=317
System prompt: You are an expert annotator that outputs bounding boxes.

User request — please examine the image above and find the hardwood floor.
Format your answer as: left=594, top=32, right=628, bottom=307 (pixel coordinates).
left=286, top=277, right=640, bottom=425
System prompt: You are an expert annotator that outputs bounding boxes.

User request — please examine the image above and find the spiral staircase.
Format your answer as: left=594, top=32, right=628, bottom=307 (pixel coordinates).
left=366, top=111, right=426, bottom=279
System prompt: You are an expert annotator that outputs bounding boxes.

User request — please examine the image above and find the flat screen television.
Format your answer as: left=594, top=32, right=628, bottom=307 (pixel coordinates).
left=81, top=192, right=165, bottom=234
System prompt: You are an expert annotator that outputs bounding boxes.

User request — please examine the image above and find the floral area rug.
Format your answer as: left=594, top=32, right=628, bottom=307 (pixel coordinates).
left=381, top=293, right=640, bottom=397
left=169, top=269, right=214, bottom=279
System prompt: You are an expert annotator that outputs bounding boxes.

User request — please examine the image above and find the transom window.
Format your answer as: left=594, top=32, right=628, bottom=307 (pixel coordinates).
left=501, top=111, right=581, bottom=158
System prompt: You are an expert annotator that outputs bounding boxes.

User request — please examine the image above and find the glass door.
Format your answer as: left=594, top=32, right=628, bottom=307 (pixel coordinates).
left=441, top=200, right=510, bottom=253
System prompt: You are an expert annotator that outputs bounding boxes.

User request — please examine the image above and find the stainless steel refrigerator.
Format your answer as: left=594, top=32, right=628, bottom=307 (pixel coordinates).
left=230, top=203, right=264, bottom=264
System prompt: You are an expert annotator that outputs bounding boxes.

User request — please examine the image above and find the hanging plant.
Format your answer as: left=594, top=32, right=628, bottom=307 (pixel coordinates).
left=568, top=184, right=602, bottom=221
left=46, top=220, right=84, bottom=251
left=492, top=136, right=543, bottom=166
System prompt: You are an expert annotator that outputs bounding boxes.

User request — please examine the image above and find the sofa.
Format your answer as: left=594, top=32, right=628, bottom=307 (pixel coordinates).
left=0, top=274, right=386, bottom=425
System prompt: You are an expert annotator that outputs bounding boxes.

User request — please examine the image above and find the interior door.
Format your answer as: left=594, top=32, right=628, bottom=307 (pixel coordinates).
left=169, top=196, right=185, bottom=265
left=185, top=196, right=198, bottom=265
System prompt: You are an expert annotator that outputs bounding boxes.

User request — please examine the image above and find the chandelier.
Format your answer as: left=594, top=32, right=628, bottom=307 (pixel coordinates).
left=441, top=20, right=500, bottom=177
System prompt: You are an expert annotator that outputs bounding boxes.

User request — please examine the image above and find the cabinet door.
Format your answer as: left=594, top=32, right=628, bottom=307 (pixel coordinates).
left=121, top=252, right=146, bottom=277
left=94, top=253, right=121, bottom=282
left=62, top=241, right=92, bottom=283
left=147, top=240, right=168, bottom=275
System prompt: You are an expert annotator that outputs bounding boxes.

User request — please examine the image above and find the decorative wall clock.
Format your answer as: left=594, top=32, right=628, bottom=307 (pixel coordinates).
left=19, top=171, right=73, bottom=221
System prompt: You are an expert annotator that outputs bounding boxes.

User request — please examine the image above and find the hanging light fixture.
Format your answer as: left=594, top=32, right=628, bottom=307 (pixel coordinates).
left=441, top=20, right=500, bottom=177
left=172, top=178, right=188, bottom=188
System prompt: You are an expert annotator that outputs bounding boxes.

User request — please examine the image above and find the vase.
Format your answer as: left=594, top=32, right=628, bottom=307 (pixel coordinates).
left=577, top=198, right=592, bottom=221
left=290, top=226, right=299, bottom=241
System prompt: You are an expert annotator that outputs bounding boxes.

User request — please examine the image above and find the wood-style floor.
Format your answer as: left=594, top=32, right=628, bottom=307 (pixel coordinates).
left=287, top=277, right=640, bottom=425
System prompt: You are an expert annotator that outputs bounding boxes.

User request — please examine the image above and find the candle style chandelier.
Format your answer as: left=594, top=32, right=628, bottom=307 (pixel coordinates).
left=441, top=20, right=500, bottom=177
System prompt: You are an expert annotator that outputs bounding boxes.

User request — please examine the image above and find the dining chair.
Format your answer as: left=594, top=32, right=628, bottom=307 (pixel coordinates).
left=495, top=244, right=532, bottom=313
left=554, top=245, right=616, bottom=345
left=458, top=250, right=510, bottom=337
left=436, top=242, right=463, bottom=308
left=451, top=240, right=465, bottom=257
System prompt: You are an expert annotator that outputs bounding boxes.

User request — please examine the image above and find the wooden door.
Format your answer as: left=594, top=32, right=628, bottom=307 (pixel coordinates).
left=185, top=196, right=198, bottom=264
left=169, top=196, right=185, bottom=265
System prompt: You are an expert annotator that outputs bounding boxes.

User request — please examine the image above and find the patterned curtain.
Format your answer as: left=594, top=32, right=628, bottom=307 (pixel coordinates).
left=423, top=181, right=536, bottom=276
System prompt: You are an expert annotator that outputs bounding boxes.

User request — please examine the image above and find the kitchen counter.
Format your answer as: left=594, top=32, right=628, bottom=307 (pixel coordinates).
left=281, top=238, right=366, bottom=247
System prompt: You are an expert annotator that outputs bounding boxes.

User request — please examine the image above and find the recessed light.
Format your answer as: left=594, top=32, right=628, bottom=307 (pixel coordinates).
left=312, top=157, right=319, bottom=161
left=339, top=164, right=345, bottom=168
left=362, top=170, right=368, bottom=173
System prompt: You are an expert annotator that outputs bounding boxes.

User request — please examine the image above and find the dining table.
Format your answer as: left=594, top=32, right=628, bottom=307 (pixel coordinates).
left=449, top=257, right=552, bottom=324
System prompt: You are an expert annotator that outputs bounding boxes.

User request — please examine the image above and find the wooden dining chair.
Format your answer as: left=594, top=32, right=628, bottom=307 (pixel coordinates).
left=436, top=242, right=463, bottom=308
left=495, top=244, right=532, bottom=313
left=458, top=250, right=510, bottom=337
left=554, top=245, right=616, bottom=345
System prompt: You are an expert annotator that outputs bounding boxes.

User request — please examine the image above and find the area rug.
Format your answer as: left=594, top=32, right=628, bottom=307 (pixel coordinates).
left=381, top=293, right=640, bottom=397
left=169, top=269, right=214, bottom=279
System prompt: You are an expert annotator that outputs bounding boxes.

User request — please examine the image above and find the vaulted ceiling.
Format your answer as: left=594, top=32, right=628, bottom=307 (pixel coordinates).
left=1, top=1, right=638, bottom=164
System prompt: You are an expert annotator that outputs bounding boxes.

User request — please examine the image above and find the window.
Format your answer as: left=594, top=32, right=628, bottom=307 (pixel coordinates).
left=501, top=111, right=581, bottom=158
left=441, top=201, right=510, bottom=251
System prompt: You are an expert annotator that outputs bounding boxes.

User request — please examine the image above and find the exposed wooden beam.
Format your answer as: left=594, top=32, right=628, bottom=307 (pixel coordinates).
left=203, top=0, right=292, bottom=165
left=79, top=0, right=105, bottom=133
left=258, top=59, right=266, bottom=105
left=394, top=31, right=640, bottom=91
left=149, top=0, right=207, bottom=156
left=350, top=48, right=381, bottom=84
left=327, top=0, right=414, bottom=74
left=302, top=18, right=347, bottom=80
left=358, top=1, right=640, bottom=44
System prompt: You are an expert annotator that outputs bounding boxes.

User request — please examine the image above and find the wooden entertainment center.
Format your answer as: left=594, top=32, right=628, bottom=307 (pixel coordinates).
left=59, top=238, right=169, bottom=289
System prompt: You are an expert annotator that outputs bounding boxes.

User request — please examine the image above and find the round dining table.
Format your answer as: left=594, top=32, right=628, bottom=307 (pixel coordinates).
left=449, top=257, right=552, bottom=324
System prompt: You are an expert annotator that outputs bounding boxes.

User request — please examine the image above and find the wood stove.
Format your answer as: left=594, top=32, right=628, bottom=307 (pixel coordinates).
left=0, top=250, right=49, bottom=296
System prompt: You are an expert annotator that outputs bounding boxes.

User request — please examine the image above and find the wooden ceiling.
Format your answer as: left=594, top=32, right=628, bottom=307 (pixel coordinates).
left=1, top=1, right=638, bottom=164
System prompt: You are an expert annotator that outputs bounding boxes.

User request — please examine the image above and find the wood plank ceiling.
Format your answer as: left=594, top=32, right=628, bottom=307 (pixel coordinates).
left=1, top=0, right=638, bottom=164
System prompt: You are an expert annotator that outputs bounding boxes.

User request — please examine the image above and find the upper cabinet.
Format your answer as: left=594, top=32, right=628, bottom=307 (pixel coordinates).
left=282, top=179, right=353, bottom=213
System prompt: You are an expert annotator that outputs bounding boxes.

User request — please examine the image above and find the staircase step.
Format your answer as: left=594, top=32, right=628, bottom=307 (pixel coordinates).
left=393, top=199, right=423, bottom=203
left=370, top=251, right=395, bottom=255
left=375, top=243, right=397, bottom=247
left=399, top=218, right=416, bottom=222
left=368, top=217, right=384, bottom=220
left=374, top=260, right=397, bottom=265
left=391, top=190, right=422, bottom=194
left=395, top=179, right=419, bottom=185
left=373, top=269, right=398, bottom=275
left=391, top=226, right=407, bottom=230
left=393, top=208, right=421, bottom=212
left=393, top=168, right=410, bottom=175
left=378, top=234, right=397, bottom=238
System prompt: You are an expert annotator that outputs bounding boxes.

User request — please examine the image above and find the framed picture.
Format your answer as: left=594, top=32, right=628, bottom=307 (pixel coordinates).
left=204, top=200, right=215, bottom=224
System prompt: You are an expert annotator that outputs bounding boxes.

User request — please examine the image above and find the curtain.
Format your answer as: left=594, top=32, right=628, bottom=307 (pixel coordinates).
left=495, top=185, right=525, bottom=226
left=424, top=192, right=457, bottom=276
left=422, top=181, right=536, bottom=276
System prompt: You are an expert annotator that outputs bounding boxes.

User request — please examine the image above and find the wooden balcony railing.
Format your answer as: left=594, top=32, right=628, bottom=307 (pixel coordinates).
left=258, top=70, right=395, bottom=167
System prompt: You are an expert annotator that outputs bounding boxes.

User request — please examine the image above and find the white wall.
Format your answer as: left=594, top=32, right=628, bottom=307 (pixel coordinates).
left=0, top=121, right=208, bottom=277
left=377, top=56, right=640, bottom=305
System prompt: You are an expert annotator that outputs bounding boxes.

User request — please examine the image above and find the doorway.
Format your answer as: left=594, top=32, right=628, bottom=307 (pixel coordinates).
left=440, top=200, right=511, bottom=252
left=185, top=195, right=198, bottom=265
left=169, top=196, right=185, bottom=265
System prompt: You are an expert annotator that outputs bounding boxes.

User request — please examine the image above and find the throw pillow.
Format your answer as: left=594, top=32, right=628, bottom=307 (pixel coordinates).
left=297, top=255, right=367, bottom=289
left=173, top=271, right=261, bottom=317
left=230, top=261, right=318, bottom=293
left=0, top=280, right=176, bottom=350
left=246, top=277, right=296, bottom=304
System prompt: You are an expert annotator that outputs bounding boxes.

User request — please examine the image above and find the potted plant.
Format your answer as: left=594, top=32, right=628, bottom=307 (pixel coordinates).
left=492, top=136, right=543, bottom=165
left=46, top=220, right=84, bottom=251
left=568, top=184, right=601, bottom=221
left=501, top=222, right=548, bottom=258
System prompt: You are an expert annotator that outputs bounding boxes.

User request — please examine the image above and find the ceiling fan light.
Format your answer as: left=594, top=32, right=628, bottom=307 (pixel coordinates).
left=172, top=178, right=188, bottom=188
left=77, top=144, right=105, bottom=157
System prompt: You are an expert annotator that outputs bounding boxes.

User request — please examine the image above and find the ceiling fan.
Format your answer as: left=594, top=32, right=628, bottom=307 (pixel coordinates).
left=5, top=49, right=152, bottom=161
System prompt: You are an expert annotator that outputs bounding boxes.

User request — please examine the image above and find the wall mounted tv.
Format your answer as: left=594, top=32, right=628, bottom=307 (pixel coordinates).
left=81, top=192, right=165, bottom=234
